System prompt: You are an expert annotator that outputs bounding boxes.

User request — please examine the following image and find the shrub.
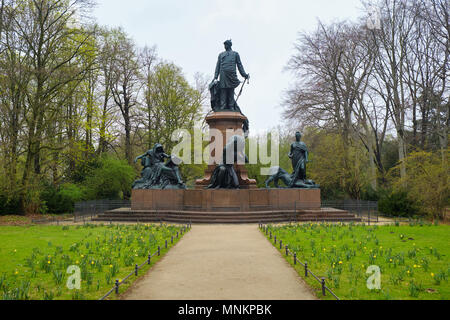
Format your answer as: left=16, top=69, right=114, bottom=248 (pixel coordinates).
left=83, top=157, right=135, bottom=200
left=0, top=192, right=22, bottom=215
left=41, top=183, right=85, bottom=214
left=378, top=190, right=420, bottom=217
left=390, top=149, right=449, bottom=219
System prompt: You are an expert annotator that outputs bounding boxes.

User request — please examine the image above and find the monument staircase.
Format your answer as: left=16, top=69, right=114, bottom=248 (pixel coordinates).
left=93, top=207, right=360, bottom=224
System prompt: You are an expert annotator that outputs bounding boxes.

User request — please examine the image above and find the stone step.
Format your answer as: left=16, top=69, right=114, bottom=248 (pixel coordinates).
left=92, top=207, right=361, bottom=224
left=93, top=214, right=361, bottom=224
left=96, top=213, right=356, bottom=221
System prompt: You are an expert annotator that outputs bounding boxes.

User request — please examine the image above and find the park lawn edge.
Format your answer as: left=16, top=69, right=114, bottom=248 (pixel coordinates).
left=260, top=226, right=333, bottom=300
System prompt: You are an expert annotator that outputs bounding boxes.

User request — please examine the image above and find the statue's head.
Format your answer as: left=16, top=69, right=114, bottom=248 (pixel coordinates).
left=296, top=132, right=302, bottom=141
left=154, top=143, right=164, bottom=153
left=224, top=39, right=232, bottom=50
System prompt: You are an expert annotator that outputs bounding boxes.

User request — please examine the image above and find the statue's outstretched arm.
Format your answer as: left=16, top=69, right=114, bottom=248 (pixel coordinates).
left=134, top=153, right=146, bottom=164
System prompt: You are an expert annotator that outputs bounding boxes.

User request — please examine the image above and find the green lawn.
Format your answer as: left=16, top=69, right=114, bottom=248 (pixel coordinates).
left=0, top=223, right=186, bottom=300
left=263, top=223, right=450, bottom=300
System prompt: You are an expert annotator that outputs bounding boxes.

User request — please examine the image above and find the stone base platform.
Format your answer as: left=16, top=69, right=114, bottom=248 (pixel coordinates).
left=92, top=189, right=361, bottom=224
left=130, top=189, right=321, bottom=211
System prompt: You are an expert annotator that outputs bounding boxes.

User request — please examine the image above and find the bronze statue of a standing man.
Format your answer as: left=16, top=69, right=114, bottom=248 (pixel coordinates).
left=214, top=40, right=249, bottom=111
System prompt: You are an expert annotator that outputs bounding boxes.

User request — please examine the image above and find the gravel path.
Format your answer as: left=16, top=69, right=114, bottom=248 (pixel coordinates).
left=122, top=224, right=317, bottom=300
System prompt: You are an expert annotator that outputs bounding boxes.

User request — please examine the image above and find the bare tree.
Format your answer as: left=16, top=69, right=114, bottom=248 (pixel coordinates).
left=108, top=28, right=141, bottom=165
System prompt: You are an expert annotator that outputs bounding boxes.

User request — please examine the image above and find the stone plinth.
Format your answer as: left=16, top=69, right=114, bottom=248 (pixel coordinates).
left=131, top=188, right=321, bottom=211
left=195, top=112, right=257, bottom=189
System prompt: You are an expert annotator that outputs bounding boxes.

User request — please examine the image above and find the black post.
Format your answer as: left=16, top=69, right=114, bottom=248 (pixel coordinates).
left=171, top=236, right=173, bottom=244
left=270, top=232, right=272, bottom=239
left=115, top=280, right=119, bottom=294
left=280, top=240, right=283, bottom=250
left=305, top=262, right=308, bottom=277
left=165, top=240, right=168, bottom=249
left=285, top=245, right=289, bottom=256
left=177, top=232, right=179, bottom=239
left=294, top=253, right=297, bottom=265
left=148, top=254, right=151, bottom=265
left=135, top=264, right=138, bottom=276
left=274, top=236, right=277, bottom=244
left=158, top=246, right=161, bottom=256
left=321, top=278, right=326, bottom=296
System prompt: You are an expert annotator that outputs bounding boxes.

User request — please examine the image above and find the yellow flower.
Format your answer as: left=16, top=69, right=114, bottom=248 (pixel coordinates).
left=413, top=265, right=417, bottom=268
left=389, top=259, right=393, bottom=262
left=431, top=273, right=435, bottom=277
left=91, top=261, right=95, bottom=265
left=15, top=270, right=19, bottom=275
left=76, top=261, right=79, bottom=264
left=339, top=261, right=343, bottom=265
left=373, top=255, right=377, bottom=259
left=109, top=265, right=113, bottom=268
left=48, top=261, right=51, bottom=264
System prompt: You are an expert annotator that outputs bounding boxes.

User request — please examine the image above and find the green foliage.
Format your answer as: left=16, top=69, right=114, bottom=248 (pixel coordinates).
left=84, top=156, right=135, bottom=200
left=144, top=62, right=203, bottom=151
left=303, top=129, right=370, bottom=200
left=389, top=149, right=449, bottom=219
left=40, top=183, right=86, bottom=214
left=378, top=190, right=420, bottom=218
left=0, top=192, right=21, bottom=216
left=0, top=224, right=186, bottom=300
left=264, top=224, right=450, bottom=300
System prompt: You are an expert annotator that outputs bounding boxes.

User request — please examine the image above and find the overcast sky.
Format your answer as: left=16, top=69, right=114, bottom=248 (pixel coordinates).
left=93, top=0, right=366, bottom=135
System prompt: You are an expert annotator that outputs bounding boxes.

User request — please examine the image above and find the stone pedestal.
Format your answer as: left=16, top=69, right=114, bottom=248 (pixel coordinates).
left=195, top=112, right=257, bottom=189
left=131, top=189, right=321, bottom=211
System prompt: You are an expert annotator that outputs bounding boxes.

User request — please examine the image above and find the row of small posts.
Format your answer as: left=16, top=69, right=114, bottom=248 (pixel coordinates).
left=100, top=223, right=192, bottom=300
left=259, top=223, right=340, bottom=300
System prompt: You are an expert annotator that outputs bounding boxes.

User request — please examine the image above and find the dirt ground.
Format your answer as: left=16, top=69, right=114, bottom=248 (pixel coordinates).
left=121, top=224, right=317, bottom=300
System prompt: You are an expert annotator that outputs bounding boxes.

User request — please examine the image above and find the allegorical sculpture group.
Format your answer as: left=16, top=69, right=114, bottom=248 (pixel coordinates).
left=132, top=40, right=319, bottom=191
left=132, top=144, right=186, bottom=190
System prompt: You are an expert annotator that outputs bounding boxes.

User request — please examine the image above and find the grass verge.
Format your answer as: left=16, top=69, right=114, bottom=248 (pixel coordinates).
left=262, top=222, right=450, bottom=300
left=0, top=223, right=187, bottom=300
